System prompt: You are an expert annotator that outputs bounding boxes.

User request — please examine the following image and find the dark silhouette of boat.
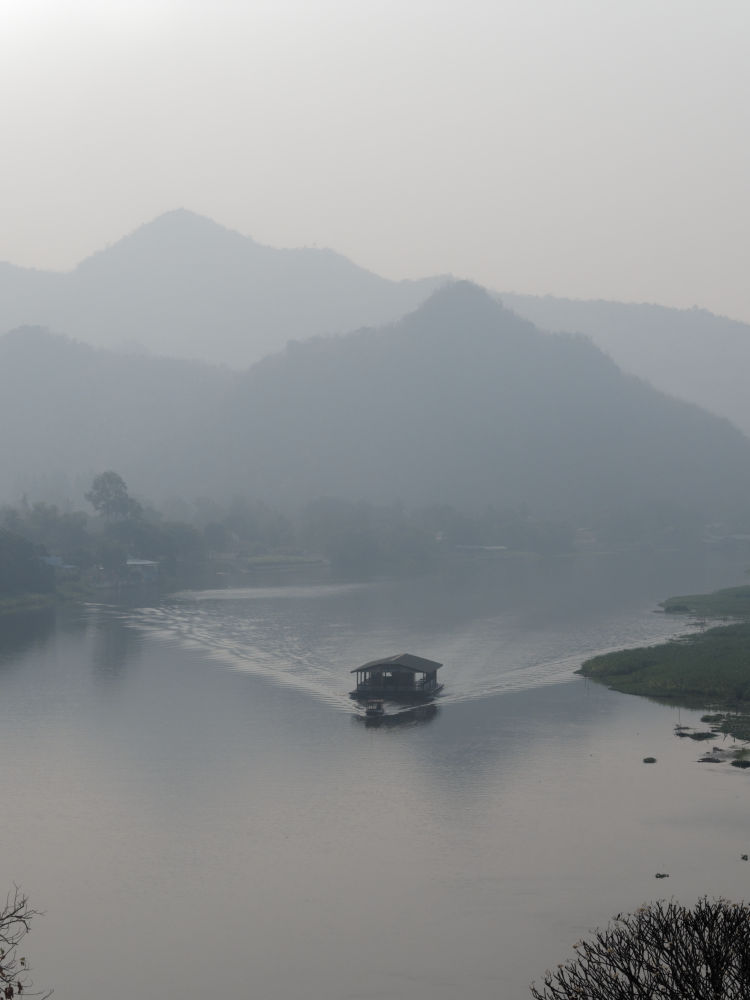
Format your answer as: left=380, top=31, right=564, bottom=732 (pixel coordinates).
left=350, top=653, right=443, bottom=704
left=355, top=703, right=439, bottom=728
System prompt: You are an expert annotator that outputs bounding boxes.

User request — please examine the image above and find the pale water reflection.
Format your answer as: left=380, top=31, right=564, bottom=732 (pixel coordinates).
left=0, top=551, right=748, bottom=1000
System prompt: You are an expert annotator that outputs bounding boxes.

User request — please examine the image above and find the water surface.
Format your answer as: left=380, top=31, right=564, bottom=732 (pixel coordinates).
left=1, top=550, right=749, bottom=1000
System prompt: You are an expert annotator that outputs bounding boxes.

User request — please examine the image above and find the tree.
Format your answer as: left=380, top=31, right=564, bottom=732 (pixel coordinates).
left=0, top=887, right=50, bottom=998
left=531, top=897, right=750, bottom=1000
left=0, top=530, right=54, bottom=596
left=85, top=471, right=142, bottom=521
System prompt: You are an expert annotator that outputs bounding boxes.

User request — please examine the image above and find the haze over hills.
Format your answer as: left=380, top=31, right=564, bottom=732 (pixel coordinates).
left=3, top=210, right=749, bottom=438
left=193, top=282, right=750, bottom=525
left=4, top=284, right=750, bottom=542
left=0, top=210, right=446, bottom=367
left=503, top=293, right=750, bottom=436
left=0, top=326, right=232, bottom=501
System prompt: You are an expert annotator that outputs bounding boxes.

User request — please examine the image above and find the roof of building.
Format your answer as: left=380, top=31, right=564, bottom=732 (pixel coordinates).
left=351, top=653, right=443, bottom=674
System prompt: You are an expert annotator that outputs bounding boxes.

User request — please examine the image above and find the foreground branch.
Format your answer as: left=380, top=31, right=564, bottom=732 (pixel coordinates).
left=0, top=888, right=50, bottom=999
left=531, top=897, right=750, bottom=1000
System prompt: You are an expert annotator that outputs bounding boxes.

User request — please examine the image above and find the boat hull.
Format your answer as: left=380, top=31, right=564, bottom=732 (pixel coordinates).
left=354, top=703, right=439, bottom=727
left=349, top=683, right=443, bottom=704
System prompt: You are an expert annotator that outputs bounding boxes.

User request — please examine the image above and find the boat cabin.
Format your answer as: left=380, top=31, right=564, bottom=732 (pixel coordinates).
left=350, top=653, right=443, bottom=702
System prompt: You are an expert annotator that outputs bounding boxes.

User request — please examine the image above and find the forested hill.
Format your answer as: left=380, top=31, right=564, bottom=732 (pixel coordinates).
left=0, top=326, right=232, bottom=500
left=191, top=282, right=750, bottom=525
left=0, top=210, right=445, bottom=367
left=4, top=211, right=748, bottom=438
left=502, top=293, right=750, bottom=436
left=4, top=285, right=750, bottom=540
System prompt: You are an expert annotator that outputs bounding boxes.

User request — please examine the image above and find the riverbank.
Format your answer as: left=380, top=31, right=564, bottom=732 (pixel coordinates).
left=661, top=584, right=750, bottom=618
left=578, top=583, right=750, bottom=742
left=0, top=577, right=100, bottom=616
left=0, top=592, right=58, bottom=616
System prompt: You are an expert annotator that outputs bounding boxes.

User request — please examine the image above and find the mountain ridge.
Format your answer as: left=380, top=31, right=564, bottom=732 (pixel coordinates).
left=3, top=210, right=749, bottom=437
left=170, top=283, right=750, bottom=526
left=2, top=284, right=749, bottom=542
left=0, top=210, right=448, bottom=366
left=502, top=292, right=750, bottom=434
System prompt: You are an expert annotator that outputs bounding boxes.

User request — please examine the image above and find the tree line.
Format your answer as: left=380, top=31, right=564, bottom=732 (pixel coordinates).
left=0, top=471, right=578, bottom=597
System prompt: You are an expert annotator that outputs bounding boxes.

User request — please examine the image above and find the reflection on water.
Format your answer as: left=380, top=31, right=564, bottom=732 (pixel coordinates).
left=0, top=606, right=56, bottom=667
left=88, top=606, right=145, bottom=685
left=0, top=550, right=748, bottom=1000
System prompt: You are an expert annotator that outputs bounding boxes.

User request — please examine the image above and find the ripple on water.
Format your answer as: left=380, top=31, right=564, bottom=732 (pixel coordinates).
left=105, top=581, right=710, bottom=713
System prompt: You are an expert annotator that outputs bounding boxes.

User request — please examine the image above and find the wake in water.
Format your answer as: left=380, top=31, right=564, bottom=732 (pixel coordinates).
left=92, top=578, right=710, bottom=713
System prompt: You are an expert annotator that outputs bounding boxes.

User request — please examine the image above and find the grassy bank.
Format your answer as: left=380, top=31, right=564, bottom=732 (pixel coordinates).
left=0, top=592, right=57, bottom=616
left=0, top=579, right=97, bottom=615
left=578, top=622, right=750, bottom=704
left=578, top=583, right=750, bottom=744
left=661, top=584, right=750, bottom=618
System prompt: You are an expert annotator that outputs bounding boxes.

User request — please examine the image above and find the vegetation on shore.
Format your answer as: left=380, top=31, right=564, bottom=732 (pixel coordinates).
left=661, top=584, right=750, bottom=618
left=579, top=582, right=750, bottom=744
left=578, top=622, right=750, bottom=704
left=0, top=592, right=57, bottom=616
left=0, top=470, right=578, bottom=609
left=0, top=526, right=55, bottom=607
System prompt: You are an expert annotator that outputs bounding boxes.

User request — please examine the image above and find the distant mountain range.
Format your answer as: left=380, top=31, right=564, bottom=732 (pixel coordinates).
left=3, top=284, right=750, bottom=538
left=0, top=210, right=446, bottom=368
left=502, top=294, right=750, bottom=436
left=195, top=283, right=750, bottom=523
left=3, top=210, right=750, bottom=434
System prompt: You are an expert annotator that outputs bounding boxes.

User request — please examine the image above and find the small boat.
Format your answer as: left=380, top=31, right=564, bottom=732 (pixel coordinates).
left=355, top=703, right=439, bottom=728
left=365, top=698, right=385, bottom=718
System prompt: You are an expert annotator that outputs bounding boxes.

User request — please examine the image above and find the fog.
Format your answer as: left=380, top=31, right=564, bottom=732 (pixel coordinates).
left=2, top=1, right=750, bottom=322
left=3, top=276, right=750, bottom=558
left=3, top=7, right=750, bottom=1000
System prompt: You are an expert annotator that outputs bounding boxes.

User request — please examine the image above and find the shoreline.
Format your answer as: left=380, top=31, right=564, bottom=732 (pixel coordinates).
left=0, top=593, right=58, bottom=616
left=578, top=583, right=750, bottom=744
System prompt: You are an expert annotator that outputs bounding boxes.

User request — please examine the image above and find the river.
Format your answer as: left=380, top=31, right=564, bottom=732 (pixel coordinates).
left=1, top=548, right=749, bottom=1000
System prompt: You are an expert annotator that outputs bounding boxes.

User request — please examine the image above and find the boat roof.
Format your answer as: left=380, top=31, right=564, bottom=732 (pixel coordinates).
left=351, top=653, right=443, bottom=674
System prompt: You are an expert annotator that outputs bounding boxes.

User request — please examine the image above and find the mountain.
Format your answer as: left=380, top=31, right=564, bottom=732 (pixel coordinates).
left=188, top=283, right=750, bottom=525
left=4, top=285, right=750, bottom=538
left=6, top=212, right=748, bottom=438
left=0, top=210, right=446, bottom=367
left=0, top=326, right=232, bottom=501
left=502, top=293, right=750, bottom=436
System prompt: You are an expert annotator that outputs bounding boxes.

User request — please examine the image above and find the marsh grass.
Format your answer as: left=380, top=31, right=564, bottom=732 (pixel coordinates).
left=661, top=584, right=750, bottom=618
left=579, top=622, right=750, bottom=702
left=580, top=583, right=750, bottom=742
left=0, top=593, right=56, bottom=616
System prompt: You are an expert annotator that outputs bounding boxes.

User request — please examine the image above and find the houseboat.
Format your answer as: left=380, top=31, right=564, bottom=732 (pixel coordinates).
left=350, top=653, right=443, bottom=704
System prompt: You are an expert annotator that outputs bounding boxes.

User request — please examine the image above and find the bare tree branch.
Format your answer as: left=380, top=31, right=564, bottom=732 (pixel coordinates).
left=530, top=897, right=750, bottom=1000
left=0, top=888, right=50, bottom=1000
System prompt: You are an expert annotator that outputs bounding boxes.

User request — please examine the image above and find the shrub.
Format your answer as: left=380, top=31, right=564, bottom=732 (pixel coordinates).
left=531, top=897, right=750, bottom=999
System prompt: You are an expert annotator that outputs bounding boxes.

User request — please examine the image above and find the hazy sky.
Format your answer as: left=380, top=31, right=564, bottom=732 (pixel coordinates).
left=2, top=0, right=749, bottom=321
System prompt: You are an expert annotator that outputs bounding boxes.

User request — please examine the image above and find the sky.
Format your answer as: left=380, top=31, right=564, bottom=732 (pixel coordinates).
left=2, top=0, right=749, bottom=322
